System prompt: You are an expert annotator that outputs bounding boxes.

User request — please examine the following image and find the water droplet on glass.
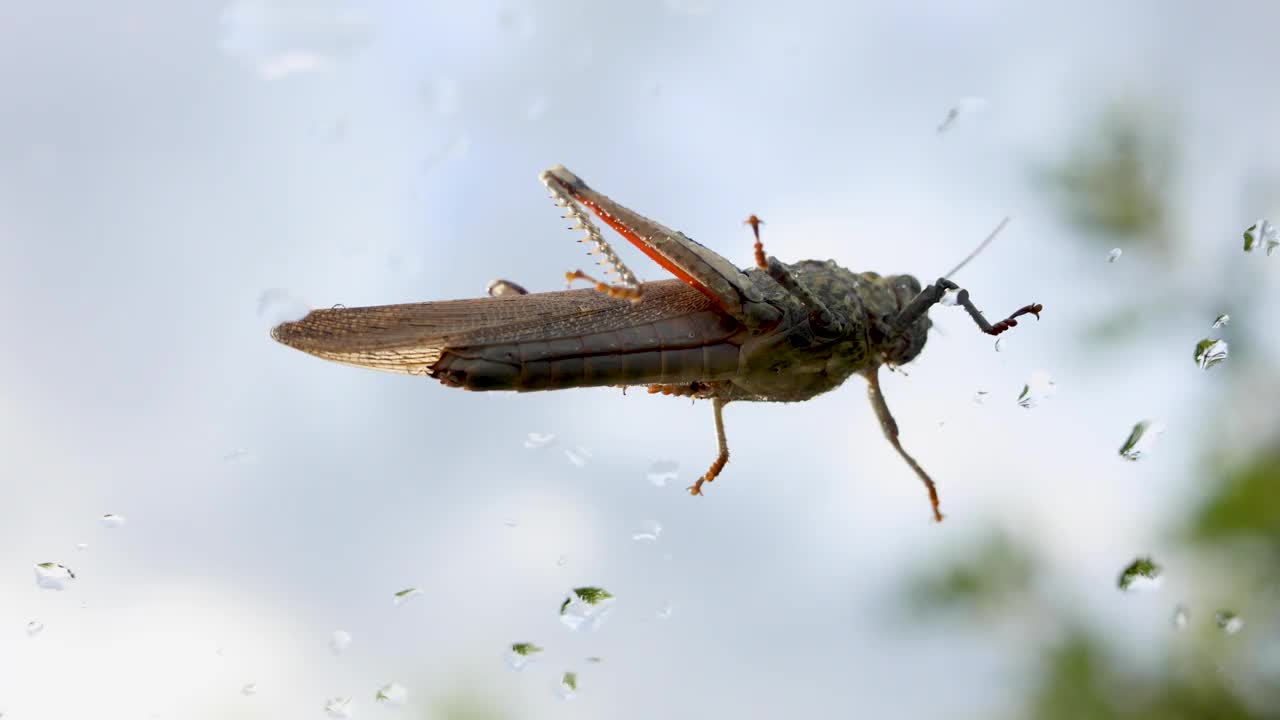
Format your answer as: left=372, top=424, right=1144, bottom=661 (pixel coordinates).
left=1194, top=338, right=1228, bottom=370
left=393, top=587, right=423, bottom=607
left=556, top=554, right=568, bottom=567
left=219, top=1, right=375, bottom=80
left=100, top=513, right=127, bottom=529
left=323, top=696, right=353, bottom=718
left=1171, top=604, right=1189, bottom=630
left=34, top=562, right=75, bottom=591
left=241, top=682, right=258, bottom=697
left=1106, top=248, right=1122, bottom=263
left=375, top=682, right=407, bottom=706
left=256, top=288, right=311, bottom=327
left=523, top=432, right=556, bottom=450
left=486, top=279, right=528, bottom=297
left=418, top=75, right=459, bottom=118
left=564, top=445, right=592, bottom=467
left=1118, top=420, right=1165, bottom=461
left=311, top=117, right=349, bottom=143
left=1242, top=219, right=1278, bottom=254
left=1016, top=370, right=1057, bottom=409
left=503, top=517, right=519, bottom=528
left=556, top=671, right=579, bottom=700
left=559, top=587, right=614, bottom=631
left=506, top=642, right=544, bottom=670
left=935, top=96, right=989, bottom=134
left=646, top=461, right=679, bottom=487
left=1215, top=610, right=1244, bottom=634
left=972, top=390, right=989, bottom=405
left=496, top=7, right=534, bottom=38
left=1116, top=556, right=1163, bottom=591
left=656, top=603, right=674, bottom=620
left=939, top=288, right=960, bottom=306
left=26, top=620, right=44, bottom=637
left=329, top=630, right=352, bottom=654
left=1211, top=314, right=1230, bottom=329
left=75, top=543, right=88, bottom=551
left=420, top=133, right=471, bottom=173
left=631, top=520, right=662, bottom=542
left=664, top=0, right=713, bottom=15
left=525, top=97, right=549, bottom=121
left=222, top=448, right=258, bottom=464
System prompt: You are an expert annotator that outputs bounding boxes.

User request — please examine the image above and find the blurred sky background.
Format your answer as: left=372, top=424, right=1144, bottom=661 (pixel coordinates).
left=3, top=1, right=1280, bottom=719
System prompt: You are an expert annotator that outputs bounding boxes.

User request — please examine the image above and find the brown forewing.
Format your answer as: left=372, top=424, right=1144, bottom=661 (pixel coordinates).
left=270, top=279, right=719, bottom=375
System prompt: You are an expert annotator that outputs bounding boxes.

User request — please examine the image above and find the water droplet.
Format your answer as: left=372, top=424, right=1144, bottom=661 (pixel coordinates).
left=646, top=461, right=679, bottom=487
left=418, top=75, right=459, bottom=118
left=1211, top=313, right=1230, bottom=329
left=241, top=682, right=258, bottom=696
left=1118, top=420, right=1165, bottom=461
left=222, top=448, right=258, bottom=464
left=1215, top=610, right=1244, bottom=634
left=525, top=97, right=549, bottom=121
left=1242, top=219, right=1278, bottom=254
left=994, top=337, right=1004, bottom=352
left=1171, top=604, right=1189, bottom=629
left=503, top=518, right=519, bottom=528
left=100, top=513, right=127, bottom=529
left=564, top=445, right=592, bottom=467
left=311, top=117, right=349, bottom=143
left=1016, top=370, right=1057, bottom=409
left=506, top=642, right=544, bottom=670
left=219, top=1, right=375, bottom=81
left=556, top=554, right=568, bottom=567
left=939, top=288, right=960, bottom=306
left=420, top=133, right=471, bottom=173
left=323, top=696, right=353, bottom=718
left=664, top=0, right=713, bottom=15
left=1107, top=248, right=1123, bottom=263
left=34, top=562, right=75, bottom=591
left=559, top=587, right=614, bottom=631
left=556, top=671, right=579, bottom=700
left=496, top=6, right=534, bottom=38
left=375, top=682, right=407, bottom=706
left=75, top=543, right=88, bottom=551
left=1194, top=338, right=1228, bottom=370
left=972, top=390, right=989, bottom=404
left=656, top=603, right=674, bottom=620
left=1117, top=556, right=1163, bottom=591
left=329, top=630, right=352, bottom=654
left=523, top=432, right=556, bottom=450
left=631, top=520, right=663, bottom=542
left=256, top=288, right=311, bottom=327
left=486, top=279, right=528, bottom=297
left=935, top=96, right=989, bottom=134
left=393, top=587, right=423, bottom=606
left=26, top=620, right=44, bottom=636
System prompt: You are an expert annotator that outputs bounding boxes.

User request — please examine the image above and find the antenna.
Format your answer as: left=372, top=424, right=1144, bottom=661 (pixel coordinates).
left=943, top=216, right=1010, bottom=279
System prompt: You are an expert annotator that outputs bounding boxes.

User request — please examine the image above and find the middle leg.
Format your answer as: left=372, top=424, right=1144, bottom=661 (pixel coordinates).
left=687, top=397, right=730, bottom=496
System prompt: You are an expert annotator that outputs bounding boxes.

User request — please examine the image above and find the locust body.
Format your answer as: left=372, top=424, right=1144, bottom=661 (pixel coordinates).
left=271, top=166, right=1041, bottom=521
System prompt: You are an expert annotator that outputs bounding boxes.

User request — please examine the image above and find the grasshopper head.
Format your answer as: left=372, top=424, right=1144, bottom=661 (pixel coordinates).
left=882, top=273, right=931, bottom=366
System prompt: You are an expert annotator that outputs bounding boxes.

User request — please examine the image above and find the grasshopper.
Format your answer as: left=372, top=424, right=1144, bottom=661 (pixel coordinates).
left=271, top=166, right=1042, bottom=521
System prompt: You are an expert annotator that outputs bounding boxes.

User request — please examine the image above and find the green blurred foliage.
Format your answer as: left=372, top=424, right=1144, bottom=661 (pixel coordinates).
left=1190, top=448, right=1280, bottom=555
left=1026, top=631, right=1260, bottom=720
left=424, top=685, right=512, bottom=720
left=905, top=532, right=1036, bottom=615
left=1038, top=101, right=1178, bottom=255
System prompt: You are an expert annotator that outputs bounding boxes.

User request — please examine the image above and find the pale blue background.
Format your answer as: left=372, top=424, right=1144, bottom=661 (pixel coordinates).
left=2, top=1, right=1278, bottom=718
